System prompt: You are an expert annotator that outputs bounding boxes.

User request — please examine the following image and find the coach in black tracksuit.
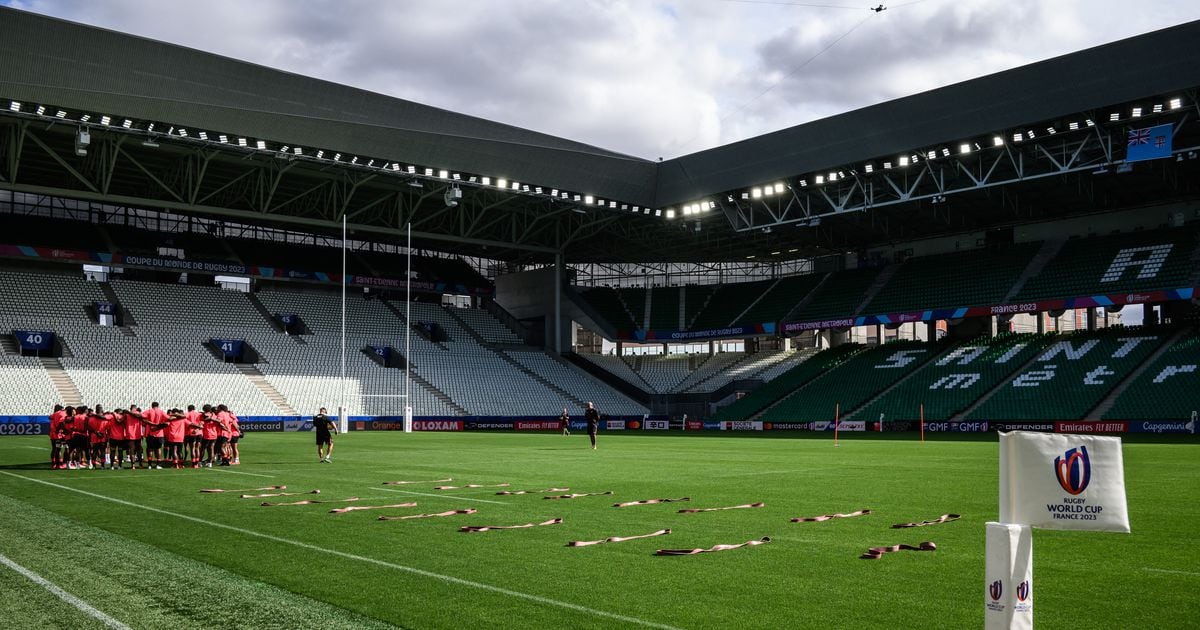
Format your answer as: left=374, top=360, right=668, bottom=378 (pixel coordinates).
left=584, top=402, right=600, bottom=450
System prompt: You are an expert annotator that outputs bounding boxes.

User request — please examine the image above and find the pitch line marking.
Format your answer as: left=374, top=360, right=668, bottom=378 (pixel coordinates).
left=377, top=487, right=506, bottom=505
left=0, top=472, right=678, bottom=630
left=0, top=552, right=131, bottom=630
left=1143, top=567, right=1200, bottom=577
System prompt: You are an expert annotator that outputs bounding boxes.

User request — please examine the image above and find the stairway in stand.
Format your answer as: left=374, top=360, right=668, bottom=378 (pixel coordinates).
left=38, top=357, right=82, bottom=406
left=232, top=364, right=299, bottom=415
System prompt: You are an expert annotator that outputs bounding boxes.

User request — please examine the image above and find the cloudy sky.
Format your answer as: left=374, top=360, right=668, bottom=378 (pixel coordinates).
left=7, top=0, right=1199, bottom=159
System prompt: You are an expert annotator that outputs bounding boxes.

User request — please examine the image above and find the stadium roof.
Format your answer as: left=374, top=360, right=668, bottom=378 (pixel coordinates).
left=1, top=8, right=1199, bottom=264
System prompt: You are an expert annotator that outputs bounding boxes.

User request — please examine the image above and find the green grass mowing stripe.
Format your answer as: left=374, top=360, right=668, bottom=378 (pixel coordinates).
left=0, top=552, right=131, bottom=629
left=0, top=493, right=394, bottom=629
left=0, top=471, right=682, bottom=630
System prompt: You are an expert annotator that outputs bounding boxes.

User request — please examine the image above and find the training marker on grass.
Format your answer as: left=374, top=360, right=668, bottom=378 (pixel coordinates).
left=568, top=529, right=672, bottom=547
left=261, top=497, right=361, bottom=507
left=378, top=509, right=478, bottom=521
left=329, top=502, right=418, bottom=514
left=200, top=485, right=285, bottom=493
left=656, top=537, right=771, bottom=556
left=613, top=498, right=689, bottom=508
left=496, top=488, right=570, bottom=495
left=544, top=491, right=613, bottom=500
left=892, top=513, right=960, bottom=528
left=382, top=478, right=453, bottom=486
left=860, top=541, right=936, bottom=560
left=434, top=483, right=510, bottom=490
left=678, top=502, right=764, bottom=513
left=791, top=509, right=871, bottom=522
left=240, top=490, right=319, bottom=499
left=460, top=518, right=563, bottom=533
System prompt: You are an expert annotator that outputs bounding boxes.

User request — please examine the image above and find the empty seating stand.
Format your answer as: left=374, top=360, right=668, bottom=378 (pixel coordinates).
left=864, top=243, right=1040, bottom=314
left=1103, top=331, right=1200, bottom=420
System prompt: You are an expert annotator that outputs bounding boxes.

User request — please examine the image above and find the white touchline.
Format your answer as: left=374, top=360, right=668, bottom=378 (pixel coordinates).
left=0, top=472, right=679, bottom=630
left=1143, top=567, right=1200, bottom=577
left=0, top=552, right=131, bottom=630
left=377, top=487, right=506, bottom=505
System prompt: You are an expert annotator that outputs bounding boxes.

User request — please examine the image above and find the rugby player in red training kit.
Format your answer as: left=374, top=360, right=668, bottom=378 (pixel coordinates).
left=86, top=405, right=110, bottom=470
left=215, top=404, right=233, bottom=466
left=67, top=406, right=88, bottom=469
left=227, top=410, right=242, bottom=465
left=184, top=404, right=203, bottom=467
left=124, top=404, right=146, bottom=468
left=164, top=408, right=188, bottom=469
left=49, top=404, right=67, bottom=469
left=141, top=402, right=170, bottom=469
left=105, top=404, right=125, bottom=469
left=200, top=405, right=222, bottom=468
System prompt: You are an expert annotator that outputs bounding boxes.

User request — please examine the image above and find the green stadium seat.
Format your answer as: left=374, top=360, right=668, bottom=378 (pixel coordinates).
left=1103, top=331, right=1200, bottom=420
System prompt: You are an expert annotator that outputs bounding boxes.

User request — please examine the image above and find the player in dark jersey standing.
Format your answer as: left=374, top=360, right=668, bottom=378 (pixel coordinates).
left=559, top=408, right=570, bottom=436
left=313, top=408, right=337, bottom=463
left=584, top=402, right=600, bottom=450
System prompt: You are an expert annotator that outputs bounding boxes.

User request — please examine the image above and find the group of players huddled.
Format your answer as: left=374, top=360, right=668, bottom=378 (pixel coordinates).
left=47, top=402, right=244, bottom=470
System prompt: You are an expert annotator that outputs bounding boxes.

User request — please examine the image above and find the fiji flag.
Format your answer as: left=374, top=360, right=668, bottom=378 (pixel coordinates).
left=1126, top=123, right=1173, bottom=163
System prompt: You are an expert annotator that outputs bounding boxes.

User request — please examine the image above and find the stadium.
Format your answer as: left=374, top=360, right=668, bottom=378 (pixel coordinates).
left=0, top=6, right=1198, bottom=629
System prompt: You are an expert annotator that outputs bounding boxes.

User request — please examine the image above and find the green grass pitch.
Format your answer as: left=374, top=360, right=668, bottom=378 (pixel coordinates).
left=0, top=431, right=1197, bottom=628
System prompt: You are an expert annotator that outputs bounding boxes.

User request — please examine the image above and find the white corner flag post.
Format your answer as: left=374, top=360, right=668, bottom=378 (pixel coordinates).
left=987, top=431, right=1130, bottom=629
left=403, top=221, right=413, bottom=434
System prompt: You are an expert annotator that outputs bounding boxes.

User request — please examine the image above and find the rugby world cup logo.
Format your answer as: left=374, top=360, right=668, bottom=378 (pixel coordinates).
left=1016, top=580, right=1030, bottom=602
left=1054, top=445, right=1091, bottom=495
left=989, top=580, right=1003, bottom=601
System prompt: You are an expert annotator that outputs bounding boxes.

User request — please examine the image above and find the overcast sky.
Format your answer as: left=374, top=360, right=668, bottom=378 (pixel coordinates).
left=7, top=0, right=1200, bottom=159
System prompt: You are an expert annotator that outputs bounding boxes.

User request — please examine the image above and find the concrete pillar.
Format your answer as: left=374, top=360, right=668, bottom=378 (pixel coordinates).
left=927, top=321, right=938, bottom=342
left=616, top=341, right=623, bottom=356
left=782, top=336, right=792, bottom=351
left=1036, top=312, right=1045, bottom=334
left=708, top=340, right=716, bottom=356
left=875, top=324, right=884, bottom=345
left=553, top=253, right=562, bottom=354
left=1086, top=307, right=1097, bottom=331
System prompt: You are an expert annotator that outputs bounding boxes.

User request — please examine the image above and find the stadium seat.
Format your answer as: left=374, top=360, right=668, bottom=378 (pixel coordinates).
left=1102, top=330, right=1200, bottom=420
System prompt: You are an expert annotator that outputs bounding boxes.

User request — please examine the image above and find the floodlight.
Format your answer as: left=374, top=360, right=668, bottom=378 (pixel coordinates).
left=838, top=171, right=846, bottom=178
left=237, top=137, right=248, bottom=147
left=583, top=194, right=593, bottom=204
left=123, top=119, right=133, bottom=129
left=256, top=140, right=266, bottom=150
left=56, top=110, right=67, bottom=118
left=147, top=123, right=156, bottom=132
left=219, top=135, right=229, bottom=143
left=883, top=162, right=892, bottom=170
left=438, top=169, right=448, bottom=179
left=178, top=128, right=188, bottom=137
left=8, top=101, right=19, bottom=112
left=406, top=165, right=415, bottom=173
left=455, top=174, right=463, bottom=180
left=199, top=131, right=208, bottom=140
left=316, top=150, right=324, bottom=158
left=498, top=178, right=508, bottom=189
left=366, top=160, right=375, bottom=167
left=293, top=147, right=302, bottom=155
left=99, top=115, right=111, bottom=125
left=993, top=136, right=1004, bottom=147
left=608, top=200, right=615, bottom=208
left=798, top=179, right=807, bottom=186
left=36, top=106, right=45, bottom=115
left=350, top=156, right=358, bottom=164
left=864, top=163, right=874, bottom=173
left=910, top=154, right=920, bottom=163
left=1046, top=126, right=1056, bottom=135
left=481, top=177, right=491, bottom=186
left=632, top=206, right=640, bottom=212
left=1012, top=132, right=1022, bottom=143
left=771, top=251, right=780, bottom=255
left=745, top=255, right=755, bottom=259
left=1068, top=122, right=1079, bottom=130
left=1131, top=107, right=1142, bottom=117
left=666, top=209, right=676, bottom=219
left=620, top=203, right=627, bottom=210
left=424, top=168, right=433, bottom=176
left=940, top=148, right=950, bottom=157
left=643, top=208, right=651, bottom=215
left=927, top=150, right=937, bottom=160
left=741, top=192, right=749, bottom=199
left=512, top=181, right=521, bottom=190
left=1085, top=119, right=1095, bottom=127
left=1152, top=103, right=1163, bottom=113
left=814, top=175, right=825, bottom=184
left=752, top=188, right=762, bottom=198
left=534, top=186, right=541, bottom=193
left=764, top=185, right=774, bottom=196
left=79, top=114, right=90, bottom=123
left=550, top=189, right=559, bottom=196
left=773, top=182, right=784, bottom=194
left=1025, top=130, right=1035, bottom=139
left=1169, top=98, right=1182, bottom=110
left=1109, top=112, right=1120, bottom=122
left=575, top=195, right=582, bottom=202
left=828, top=172, right=837, bottom=181
left=391, top=164, right=401, bottom=171
left=655, top=209, right=661, bottom=217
